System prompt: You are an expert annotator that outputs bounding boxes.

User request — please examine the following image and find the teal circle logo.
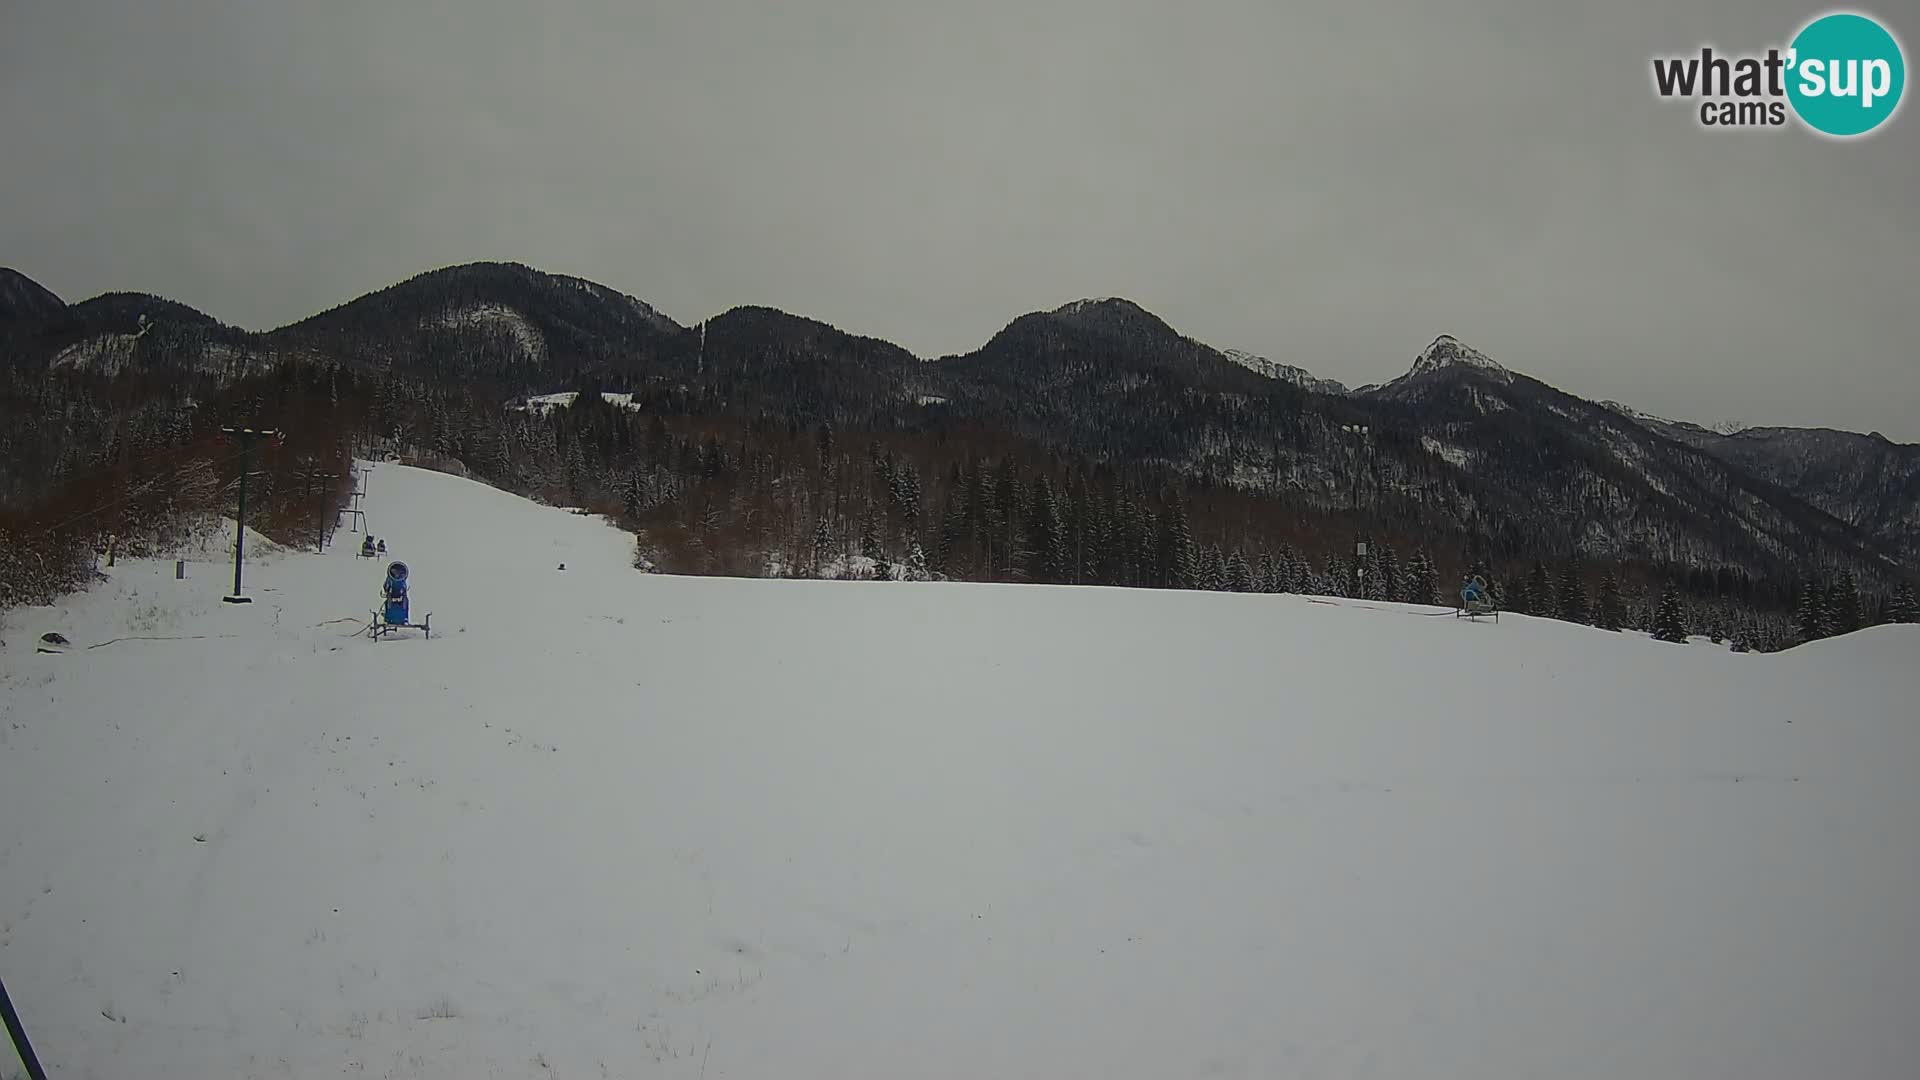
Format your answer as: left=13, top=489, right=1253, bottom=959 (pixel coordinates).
left=1787, top=12, right=1905, bottom=136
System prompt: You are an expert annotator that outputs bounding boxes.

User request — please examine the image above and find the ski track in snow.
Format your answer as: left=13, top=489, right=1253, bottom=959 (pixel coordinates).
left=2, top=463, right=1918, bottom=1079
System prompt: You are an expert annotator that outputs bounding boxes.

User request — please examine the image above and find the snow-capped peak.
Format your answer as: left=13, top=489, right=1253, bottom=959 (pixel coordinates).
left=1407, top=335, right=1511, bottom=382
left=1221, top=349, right=1349, bottom=395
left=1052, top=297, right=1131, bottom=317
left=1040, top=297, right=1184, bottom=345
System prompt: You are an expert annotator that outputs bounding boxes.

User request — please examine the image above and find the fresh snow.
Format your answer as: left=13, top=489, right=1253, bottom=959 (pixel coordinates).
left=514, top=390, right=580, bottom=412
left=1053, top=297, right=1124, bottom=316
left=1602, top=399, right=1678, bottom=426
left=429, top=303, right=547, bottom=363
left=3, top=464, right=1918, bottom=1079
left=1419, top=433, right=1474, bottom=469
left=1353, top=336, right=1515, bottom=401
left=1220, top=349, right=1350, bottom=395
left=50, top=333, right=145, bottom=376
left=1604, top=401, right=1752, bottom=439
left=1405, top=334, right=1513, bottom=383
left=510, top=391, right=640, bottom=415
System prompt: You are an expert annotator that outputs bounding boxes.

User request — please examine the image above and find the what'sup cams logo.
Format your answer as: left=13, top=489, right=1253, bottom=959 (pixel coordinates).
left=1652, top=10, right=1905, bottom=137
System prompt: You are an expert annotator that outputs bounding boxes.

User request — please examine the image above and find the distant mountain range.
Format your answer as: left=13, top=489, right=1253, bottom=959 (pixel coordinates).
left=3, top=261, right=1914, bottom=587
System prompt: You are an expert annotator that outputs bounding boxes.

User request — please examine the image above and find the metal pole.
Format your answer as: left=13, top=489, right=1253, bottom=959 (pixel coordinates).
left=220, top=428, right=283, bottom=605
left=314, top=472, right=338, bottom=554
left=0, top=974, right=50, bottom=1080
left=228, top=441, right=250, bottom=602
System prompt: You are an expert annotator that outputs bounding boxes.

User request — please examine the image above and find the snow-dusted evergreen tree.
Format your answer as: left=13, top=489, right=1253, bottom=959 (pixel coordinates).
left=1199, top=545, right=1227, bottom=591
left=891, top=463, right=923, bottom=531
left=814, top=421, right=835, bottom=473
left=1370, top=544, right=1398, bottom=602
left=811, top=515, right=832, bottom=578
left=1324, top=554, right=1349, bottom=597
left=861, top=518, right=890, bottom=580
left=1282, top=546, right=1308, bottom=593
left=1061, top=476, right=1090, bottom=583
left=1794, top=581, right=1830, bottom=644
left=1652, top=583, right=1689, bottom=643
left=934, top=482, right=966, bottom=577
left=1173, top=534, right=1198, bottom=589
left=1829, top=570, right=1861, bottom=634
left=1594, top=571, right=1626, bottom=631
left=621, top=472, right=643, bottom=519
left=1226, top=550, right=1253, bottom=592
left=1624, top=583, right=1652, bottom=631
left=1523, top=562, right=1554, bottom=617
left=1405, top=549, right=1440, bottom=605
left=906, top=540, right=930, bottom=582
left=1558, top=564, right=1589, bottom=624
left=1889, top=581, right=1918, bottom=624
left=1255, top=551, right=1279, bottom=593
left=1158, top=503, right=1196, bottom=589
left=1023, top=476, right=1064, bottom=583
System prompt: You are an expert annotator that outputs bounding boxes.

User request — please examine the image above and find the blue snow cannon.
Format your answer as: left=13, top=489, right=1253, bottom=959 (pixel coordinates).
left=382, top=561, right=410, bottom=625
left=1458, top=574, right=1498, bottom=621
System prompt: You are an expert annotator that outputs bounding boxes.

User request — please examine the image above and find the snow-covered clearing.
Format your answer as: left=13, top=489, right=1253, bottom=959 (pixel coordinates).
left=2, top=464, right=1916, bottom=1079
left=511, top=391, right=640, bottom=415
left=1419, top=434, right=1474, bottom=470
left=429, top=304, right=546, bottom=364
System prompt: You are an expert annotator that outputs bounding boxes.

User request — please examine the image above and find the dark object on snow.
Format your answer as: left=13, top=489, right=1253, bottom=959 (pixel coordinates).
left=557, top=563, right=566, bottom=571
left=217, top=427, right=282, bottom=605
left=360, top=535, right=376, bottom=558
left=1, top=972, right=50, bottom=1080
left=377, top=539, right=386, bottom=554
left=39, top=632, right=69, bottom=647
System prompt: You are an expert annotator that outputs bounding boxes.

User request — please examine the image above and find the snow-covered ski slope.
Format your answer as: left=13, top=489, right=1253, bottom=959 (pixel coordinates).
left=3, top=464, right=1917, bottom=1080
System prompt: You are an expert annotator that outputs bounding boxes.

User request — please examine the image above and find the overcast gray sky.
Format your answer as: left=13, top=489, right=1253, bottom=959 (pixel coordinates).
left=4, top=0, right=1916, bottom=437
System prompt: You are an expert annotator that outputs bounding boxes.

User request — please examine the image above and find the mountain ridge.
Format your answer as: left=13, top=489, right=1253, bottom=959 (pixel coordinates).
left=1219, top=349, right=1350, bottom=396
left=5, top=263, right=1911, bottom=459
left=0, top=267, right=67, bottom=324
left=2, top=262, right=1912, bottom=591
left=5, top=261, right=1909, bottom=450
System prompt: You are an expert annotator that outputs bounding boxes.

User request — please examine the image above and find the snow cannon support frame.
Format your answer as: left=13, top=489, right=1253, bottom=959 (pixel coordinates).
left=367, top=609, right=432, bottom=640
